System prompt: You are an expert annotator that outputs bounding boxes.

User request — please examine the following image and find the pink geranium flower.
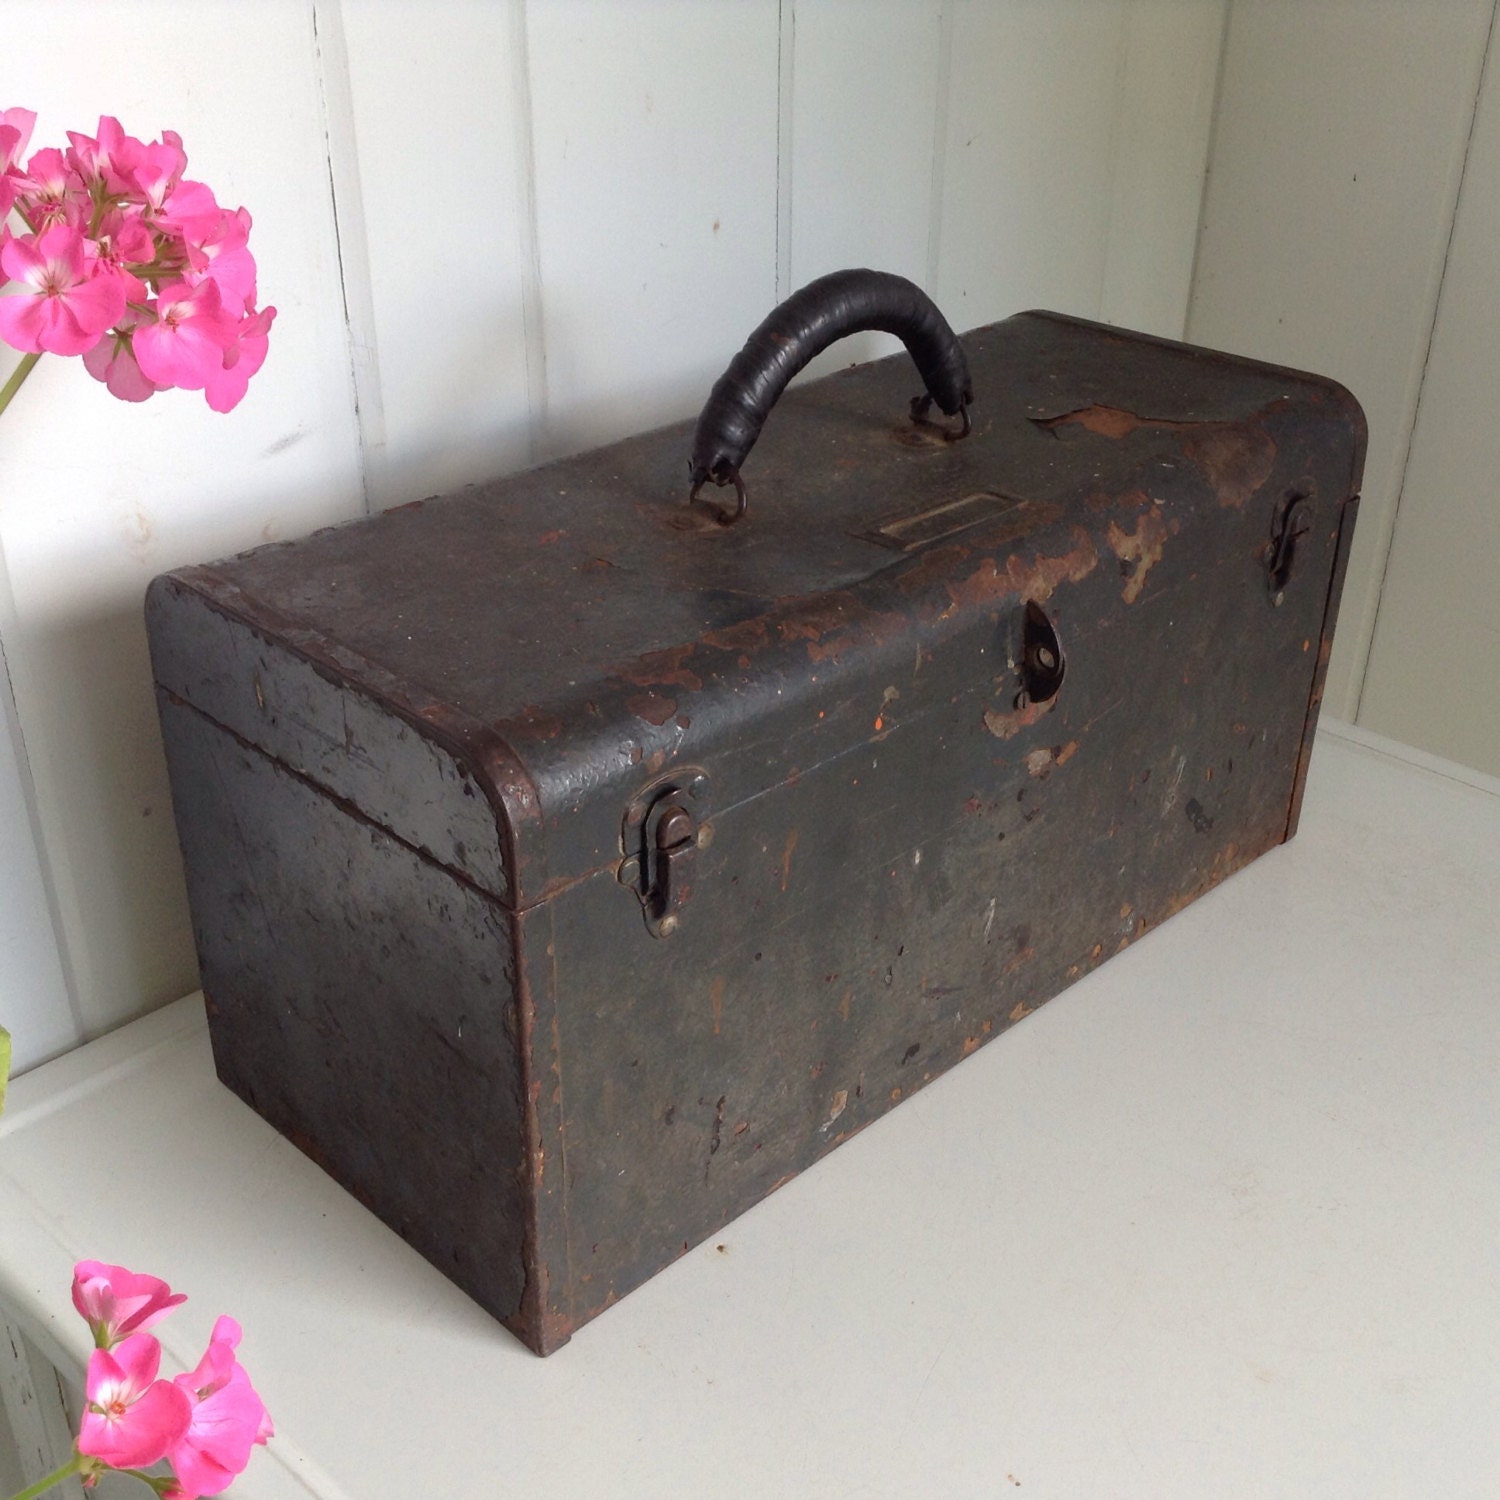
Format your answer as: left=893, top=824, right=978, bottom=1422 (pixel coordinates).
left=77, top=1333, right=193, bottom=1470
left=0, top=106, right=35, bottom=218
left=205, top=302, right=276, bottom=413
left=0, top=223, right=126, bottom=355
left=132, top=277, right=240, bottom=390
left=72, top=1260, right=188, bottom=1347
left=65, top=115, right=144, bottom=198
left=127, top=130, right=188, bottom=214
left=166, top=1316, right=274, bottom=1498
left=0, top=106, right=273, bottom=412
left=83, top=313, right=161, bottom=403
left=15, top=145, right=89, bottom=230
left=0, top=106, right=35, bottom=166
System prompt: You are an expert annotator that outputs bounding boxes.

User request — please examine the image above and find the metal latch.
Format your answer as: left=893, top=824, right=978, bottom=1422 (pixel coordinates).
left=619, top=769, right=710, bottom=938
left=1268, top=493, right=1314, bottom=606
left=1015, top=599, right=1066, bottom=709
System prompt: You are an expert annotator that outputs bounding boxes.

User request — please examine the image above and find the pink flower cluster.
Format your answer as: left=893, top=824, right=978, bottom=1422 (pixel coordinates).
left=70, top=1261, right=272, bottom=1496
left=0, top=109, right=273, bottom=410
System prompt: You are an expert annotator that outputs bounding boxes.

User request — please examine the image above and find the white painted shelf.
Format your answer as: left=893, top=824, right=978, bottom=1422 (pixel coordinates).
left=2, top=724, right=1498, bottom=1498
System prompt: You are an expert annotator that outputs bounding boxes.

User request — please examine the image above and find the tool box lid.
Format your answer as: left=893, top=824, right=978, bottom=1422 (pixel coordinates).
left=147, top=310, right=1365, bottom=911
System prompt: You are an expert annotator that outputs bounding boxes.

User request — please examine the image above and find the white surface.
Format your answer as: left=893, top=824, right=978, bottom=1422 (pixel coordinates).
left=1187, top=0, right=1494, bottom=724
left=1358, top=6, right=1500, bottom=779
left=0, top=0, right=1226, bottom=1075
left=2, top=725, right=1498, bottom=1498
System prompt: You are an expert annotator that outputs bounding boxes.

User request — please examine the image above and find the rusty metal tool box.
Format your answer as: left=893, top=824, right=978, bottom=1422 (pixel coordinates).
left=146, top=271, right=1365, bottom=1354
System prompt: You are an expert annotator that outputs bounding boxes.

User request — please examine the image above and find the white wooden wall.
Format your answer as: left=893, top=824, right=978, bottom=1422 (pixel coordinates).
left=0, top=0, right=1229, bottom=1074
left=1189, top=0, right=1500, bottom=775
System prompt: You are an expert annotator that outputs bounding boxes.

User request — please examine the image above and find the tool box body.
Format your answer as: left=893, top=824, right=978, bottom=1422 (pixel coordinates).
left=147, top=306, right=1364, bottom=1354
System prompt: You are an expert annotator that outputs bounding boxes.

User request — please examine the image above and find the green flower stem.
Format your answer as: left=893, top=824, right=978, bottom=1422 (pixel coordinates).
left=4, top=1453, right=87, bottom=1500
left=0, top=352, right=42, bottom=424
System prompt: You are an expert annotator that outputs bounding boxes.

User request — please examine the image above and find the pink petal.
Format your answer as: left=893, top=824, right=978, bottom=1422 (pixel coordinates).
left=0, top=108, right=35, bottom=170
left=71, top=1262, right=187, bottom=1345
left=134, top=280, right=239, bottom=389
left=83, top=330, right=160, bottom=402
left=0, top=230, right=47, bottom=287
left=79, top=1376, right=192, bottom=1469
left=0, top=289, right=49, bottom=352
left=168, top=1362, right=272, bottom=1497
left=38, top=271, right=125, bottom=355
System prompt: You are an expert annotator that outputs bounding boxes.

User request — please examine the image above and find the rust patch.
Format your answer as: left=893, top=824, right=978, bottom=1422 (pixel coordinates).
left=778, top=596, right=852, bottom=646
left=1107, top=506, right=1170, bottom=603
left=1025, top=740, right=1080, bottom=777
left=1008, top=999, right=1034, bottom=1022
left=805, top=606, right=909, bottom=666
left=510, top=704, right=563, bottom=740
left=702, top=617, right=771, bottom=654
left=1042, top=405, right=1143, bottom=439
left=1037, top=405, right=1277, bottom=508
left=626, top=692, right=677, bottom=726
left=1181, top=426, right=1276, bottom=509
left=780, top=829, right=799, bottom=892
left=984, top=697, right=1055, bottom=740
left=615, top=643, right=703, bottom=691
left=948, top=526, right=1099, bottom=611
left=1003, top=945, right=1035, bottom=976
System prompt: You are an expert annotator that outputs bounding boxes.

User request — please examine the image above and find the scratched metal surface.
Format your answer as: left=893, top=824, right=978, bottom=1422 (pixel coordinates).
left=148, top=312, right=1365, bottom=1352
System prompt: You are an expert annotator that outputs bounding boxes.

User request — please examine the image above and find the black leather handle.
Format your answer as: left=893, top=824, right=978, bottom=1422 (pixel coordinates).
left=689, top=269, right=972, bottom=521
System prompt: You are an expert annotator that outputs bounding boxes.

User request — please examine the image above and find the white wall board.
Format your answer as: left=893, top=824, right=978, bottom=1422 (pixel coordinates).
left=1187, top=0, right=1495, bottom=724
left=1358, top=11, right=1500, bottom=776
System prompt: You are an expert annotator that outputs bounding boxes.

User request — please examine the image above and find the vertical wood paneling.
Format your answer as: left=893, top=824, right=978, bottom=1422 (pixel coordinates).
left=0, top=0, right=1237, bottom=1075
left=785, top=0, right=944, bottom=378
left=1187, top=0, right=1494, bottom=723
left=1358, top=11, right=1500, bottom=776
left=526, top=0, right=781, bottom=457
left=0, top=624, right=75, bottom=1073
left=934, top=0, right=1128, bottom=332
left=0, top=0, right=363, bottom=1053
left=334, top=0, right=539, bottom=505
left=1099, top=0, right=1227, bottom=338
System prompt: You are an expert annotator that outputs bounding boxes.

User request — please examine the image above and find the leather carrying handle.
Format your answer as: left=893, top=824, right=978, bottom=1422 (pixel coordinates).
left=689, top=269, right=973, bottom=522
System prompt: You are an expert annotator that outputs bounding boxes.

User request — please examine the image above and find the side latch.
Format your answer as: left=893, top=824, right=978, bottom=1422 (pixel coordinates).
left=1267, top=493, right=1314, bottom=606
left=618, top=769, right=711, bottom=938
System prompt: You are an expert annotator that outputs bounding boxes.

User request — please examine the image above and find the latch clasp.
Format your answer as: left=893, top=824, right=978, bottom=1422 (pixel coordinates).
left=1268, top=493, right=1314, bottom=606
left=618, top=769, right=710, bottom=937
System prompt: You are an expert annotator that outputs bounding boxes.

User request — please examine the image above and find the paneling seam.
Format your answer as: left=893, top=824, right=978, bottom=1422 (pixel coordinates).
left=1097, top=1, right=1134, bottom=324
left=1182, top=0, right=1236, bottom=344
left=1351, top=0, right=1500, bottom=723
left=510, top=0, right=550, bottom=466
left=310, top=0, right=382, bottom=515
left=775, top=0, right=796, bottom=301
left=0, top=573, right=85, bottom=1051
left=926, top=2, right=954, bottom=297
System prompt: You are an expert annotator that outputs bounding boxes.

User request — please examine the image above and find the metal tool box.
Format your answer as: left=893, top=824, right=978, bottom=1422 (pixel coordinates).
left=146, top=271, right=1365, bottom=1353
